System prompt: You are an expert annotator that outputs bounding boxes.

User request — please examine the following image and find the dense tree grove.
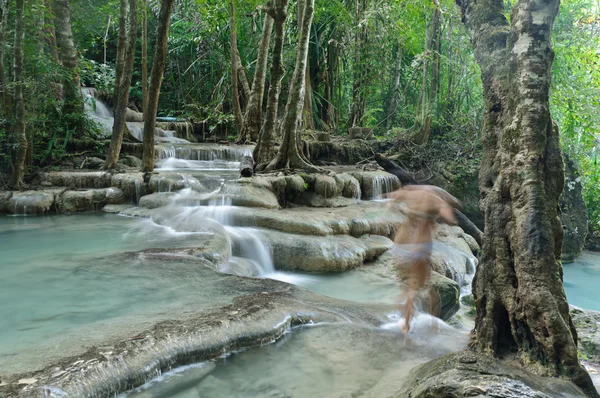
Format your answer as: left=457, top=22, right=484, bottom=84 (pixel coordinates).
left=0, top=0, right=597, bottom=228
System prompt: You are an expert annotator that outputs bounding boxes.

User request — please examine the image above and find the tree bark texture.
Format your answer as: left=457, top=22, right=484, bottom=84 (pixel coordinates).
left=229, top=0, right=244, bottom=136
left=413, top=2, right=441, bottom=145
left=113, top=0, right=127, bottom=108
left=142, top=0, right=148, bottom=114
left=105, top=0, right=138, bottom=169
left=0, top=0, right=9, bottom=117
left=349, top=0, right=368, bottom=128
left=265, top=0, right=318, bottom=172
left=142, top=0, right=175, bottom=172
left=10, top=0, right=27, bottom=188
left=253, top=0, right=288, bottom=168
left=460, top=0, right=598, bottom=394
left=53, top=0, right=83, bottom=130
left=386, top=44, right=402, bottom=131
left=298, top=0, right=315, bottom=131
left=239, top=11, right=273, bottom=143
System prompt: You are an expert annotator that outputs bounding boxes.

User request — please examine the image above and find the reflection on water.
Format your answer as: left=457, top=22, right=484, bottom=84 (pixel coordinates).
left=563, top=251, right=600, bottom=311
left=123, top=322, right=469, bottom=398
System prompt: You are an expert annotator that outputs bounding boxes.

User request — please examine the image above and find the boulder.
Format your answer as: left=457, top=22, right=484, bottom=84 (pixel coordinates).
left=118, top=155, right=143, bottom=168
left=206, top=181, right=280, bottom=209
left=56, top=188, right=125, bottom=213
left=254, top=230, right=394, bottom=272
left=83, top=157, right=105, bottom=169
left=138, top=192, right=179, bottom=209
left=111, top=173, right=148, bottom=202
left=7, top=191, right=55, bottom=214
left=38, top=171, right=112, bottom=189
left=561, top=154, right=588, bottom=262
left=570, top=306, right=600, bottom=364
left=395, top=351, right=587, bottom=398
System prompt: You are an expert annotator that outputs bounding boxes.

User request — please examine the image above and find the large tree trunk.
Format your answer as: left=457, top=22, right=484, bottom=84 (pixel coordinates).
left=413, top=2, right=441, bottom=145
left=141, top=0, right=148, bottom=114
left=104, top=0, right=138, bottom=169
left=238, top=11, right=273, bottom=143
left=385, top=43, right=402, bottom=131
left=349, top=0, right=368, bottom=128
left=142, top=0, right=175, bottom=172
left=460, top=0, right=598, bottom=394
left=298, top=0, right=315, bottom=131
left=229, top=0, right=244, bottom=136
left=10, top=0, right=26, bottom=188
left=253, top=0, right=288, bottom=168
left=0, top=0, right=9, bottom=118
left=53, top=0, right=83, bottom=131
left=113, top=0, right=127, bottom=108
left=265, top=0, right=318, bottom=172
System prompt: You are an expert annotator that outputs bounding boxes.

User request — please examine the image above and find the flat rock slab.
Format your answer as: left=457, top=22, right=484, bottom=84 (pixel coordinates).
left=0, top=269, right=396, bottom=398
left=38, top=171, right=113, bottom=189
left=395, top=351, right=588, bottom=397
left=7, top=191, right=56, bottom=214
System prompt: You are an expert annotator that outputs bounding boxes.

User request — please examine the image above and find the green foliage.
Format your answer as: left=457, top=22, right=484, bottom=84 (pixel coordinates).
left=551, top=0, right=600, bottom=233
left=80, top=58, right=116, bottom=93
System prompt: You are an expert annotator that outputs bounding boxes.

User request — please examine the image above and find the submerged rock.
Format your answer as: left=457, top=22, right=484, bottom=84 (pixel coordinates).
left=396, top=351, right=587, bottom=397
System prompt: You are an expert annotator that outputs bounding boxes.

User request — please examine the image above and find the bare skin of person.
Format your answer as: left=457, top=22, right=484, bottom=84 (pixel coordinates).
left=386, top=186, right=457, bottom=337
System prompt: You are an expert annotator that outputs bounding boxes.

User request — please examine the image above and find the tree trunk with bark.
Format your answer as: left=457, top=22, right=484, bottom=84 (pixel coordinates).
left=459, top=0, right=598, bottom=394
left=386, top=43, right=402, bottom=131
left=113, top=0, right=127, bottom=108
left=142, top=0, right=175, bottom=172
left=253, top=0, right=288, bottom=168
left=53, top=0, right=83, bottom=131
left=10, top=0, right=26, bottom=188
left=0, top=0, right=9, bottom=117
left=298, top=0, right=315, bottom=131
left=105, top=0, right=137, bottom=169
left=229, top=0, right=244, bottom=136
left=238, top=11, right=273, bottom=143
left=142, top=0, right=148, bottom=114
left=413, top=1, right=441, bottom=145
left=265, top=0, right=318, bottom=172
left=349, top=0, right=368, bottom=128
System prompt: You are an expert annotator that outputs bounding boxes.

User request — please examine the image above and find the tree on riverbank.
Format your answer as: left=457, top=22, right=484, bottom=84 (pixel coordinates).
left=460, top=0, right=598, bottom=394
left=105, top=0, right=138, bottom=170
left=265, top=0, right=319, bottom=172
left=10, top=0, right=27, bottom=188
left=53, top=0, right=84, bottom=132
left=142, top=0, right=176, bottom=172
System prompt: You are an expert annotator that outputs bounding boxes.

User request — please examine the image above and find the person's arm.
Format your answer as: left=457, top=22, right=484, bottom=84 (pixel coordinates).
left=438, top=205, right=457, bottom=225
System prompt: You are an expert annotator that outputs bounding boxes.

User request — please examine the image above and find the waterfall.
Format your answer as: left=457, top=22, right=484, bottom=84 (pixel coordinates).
left=371, top=175, right=396, bottom=200
left=226, top=227, right=275, bottom=275
left=156, top=146, right=253, bottom=162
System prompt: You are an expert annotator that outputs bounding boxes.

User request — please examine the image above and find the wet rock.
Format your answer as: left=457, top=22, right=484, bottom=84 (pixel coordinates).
left=7, top=191, right=55, bottom=214
left=424, top=272, right=461, bottom=320
left=0, top=191, right=13, bottom=213
left=314, top=175, right=340, bottom=198
left=56, top=188, right=125, bottom=213
left=148, top=173, right=202, bottom=194
left=83, top=157, right=105, bottom=169
left=336, top=173, right=361, bottom=199
left=258, top=230, right=393, bottom=272
left=395, top=351, right=587, bottom=398
left=138, top=192, right=179, bottom=209
left=570, top=306, right=600, bottom=364
left=561, top=154, right=588, bottom=263
left=208, top=181, right=280, bottom=209
left=111, top=173, right=149, bottom=201
left=350, top=171, right=400, bottom=200
left=118, top=155, right=143, bottom=168
left=38, top=171, right=112, bottom=189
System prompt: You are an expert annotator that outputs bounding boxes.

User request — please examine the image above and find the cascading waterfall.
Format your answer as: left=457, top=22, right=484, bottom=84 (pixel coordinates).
left=156, top=146, right=253, bottom=162
left=371, top=175, right=396, bottom=200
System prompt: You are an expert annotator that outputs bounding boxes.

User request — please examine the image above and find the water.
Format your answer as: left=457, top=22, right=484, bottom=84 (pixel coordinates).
left=0, top=214, right=248, bottom=374
left=563, top=251, right=600, bottom=311
left=371, top=175, right=396, bottom=200
left=122, top=321, right=468, bottom=398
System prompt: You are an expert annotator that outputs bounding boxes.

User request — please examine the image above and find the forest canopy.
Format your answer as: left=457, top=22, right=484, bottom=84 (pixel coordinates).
left=0, top=0, right=598, bottom=229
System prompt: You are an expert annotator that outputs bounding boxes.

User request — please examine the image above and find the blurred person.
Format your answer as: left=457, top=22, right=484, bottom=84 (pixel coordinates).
left=386, top=185, right=458, bottom=338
